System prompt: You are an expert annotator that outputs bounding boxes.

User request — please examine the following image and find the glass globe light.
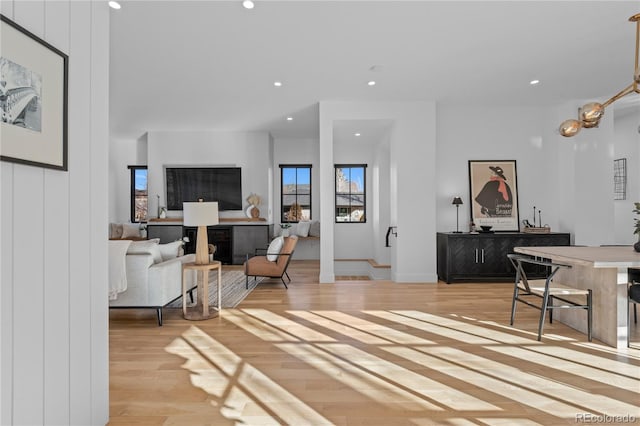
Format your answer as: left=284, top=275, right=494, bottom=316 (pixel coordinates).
left=559, top=119, right=582, bottom=137
left=580, top=102, right=604, bottom=123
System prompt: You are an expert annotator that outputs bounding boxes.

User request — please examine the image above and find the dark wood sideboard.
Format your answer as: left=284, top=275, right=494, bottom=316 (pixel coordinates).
left=436, top=232, right=571, bottom=283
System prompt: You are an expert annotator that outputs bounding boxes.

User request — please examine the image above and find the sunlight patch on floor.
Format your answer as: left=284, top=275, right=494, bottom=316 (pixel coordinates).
left=165, top=325, right=334, bottom=425
left=310, top=310, right=435, bottom=345
left=287, top=310, right=392, bottom=345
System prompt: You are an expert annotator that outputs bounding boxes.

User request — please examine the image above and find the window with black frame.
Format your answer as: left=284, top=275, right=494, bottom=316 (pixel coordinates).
left=335, top=164, right=366, bottom=223
left=280, top=165, right=311, bottom=223
left=129, top=165, right=148, bottom=223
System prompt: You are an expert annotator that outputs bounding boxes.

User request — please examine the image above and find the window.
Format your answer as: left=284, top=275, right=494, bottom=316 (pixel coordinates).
left=335, top=164, right=366, bottom=223
left=280, top=165, right=311, bottom=222
left=129, top=165, right=148, bottom=223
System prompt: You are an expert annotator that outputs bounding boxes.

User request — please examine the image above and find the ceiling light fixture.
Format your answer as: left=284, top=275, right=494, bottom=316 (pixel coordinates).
left=273, top=81, right=282, bottom=87
left=559, top=13, right=640, bottom=137
left=367, top=81, right=376, bottom=86
left=355, top=133, right=361, bottom=137
left=286, top=117, right=293, bottom=121
left=242, top=0, right=254, bottom=9
left=530, top=80, right=540, bottom=85
left=108, top=1, right=121, bottom=9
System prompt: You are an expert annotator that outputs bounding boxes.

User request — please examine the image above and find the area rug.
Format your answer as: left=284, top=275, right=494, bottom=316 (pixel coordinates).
left=167, top=270, right=264, bottom=309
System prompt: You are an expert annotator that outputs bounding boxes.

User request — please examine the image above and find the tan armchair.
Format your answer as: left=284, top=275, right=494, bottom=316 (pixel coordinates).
left=244, top=236, right=298, bottom=289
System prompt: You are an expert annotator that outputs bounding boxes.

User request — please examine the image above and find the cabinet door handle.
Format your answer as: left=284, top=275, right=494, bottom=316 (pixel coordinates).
left=481, top=249, right=485, bottom=263
left=475, top=248, right=479, bottom=263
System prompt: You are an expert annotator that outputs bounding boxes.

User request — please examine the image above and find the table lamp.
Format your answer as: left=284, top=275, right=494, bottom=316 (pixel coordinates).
left=452, top=196, right=463, bottom=233
left=183, top=200, right=219, bottom=265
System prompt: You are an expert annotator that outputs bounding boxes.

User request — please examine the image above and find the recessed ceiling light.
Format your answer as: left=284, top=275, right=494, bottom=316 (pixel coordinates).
left=367, top=81, right=376, bottom=86
left=108, top=1, right=121, bottom=9
left=274, top=81, right=282, bottom=87
left=286, top=117, right=293, bottom=121
left=242, top=0, right=254, bottom=9
left=355, top=133, right=361, bottom=137
left=530, top=79, right=540, bottom=85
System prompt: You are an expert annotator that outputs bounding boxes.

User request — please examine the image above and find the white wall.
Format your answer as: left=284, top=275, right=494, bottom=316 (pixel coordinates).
left=319, top=101, right=437, bottom=283
left=0, top=2, right=109, bottom=425
left=333, top=136, right=375, bottom=260
left=435, top=102, right=625, bottom=247
left=109, top=134, right=148, bottom=223
left=272, top=137, right=320, bottom=224
left=146, top=131, right=271, bottom=219
left=373, top=132, right=391, bottom=265
left=436, top=105, right=560, bottom=234
left=613, top=106, right=640, bottom=244
left=552, top=101, right=615, bottom=246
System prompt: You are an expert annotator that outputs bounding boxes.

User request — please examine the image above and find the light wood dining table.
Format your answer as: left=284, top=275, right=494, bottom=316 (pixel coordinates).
left=514, top=245, right=640, bottom=348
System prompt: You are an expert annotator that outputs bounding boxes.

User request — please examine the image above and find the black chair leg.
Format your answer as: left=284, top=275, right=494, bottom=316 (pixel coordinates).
left=538, top=294, right=550, bottom=341
left=634, top=304, right=637, bottom=324
left=510, top=286, right=519, bottom=326
left=281, top=277, right=289, bottom=289
left=156, top=308, right=163, bottom=326
left=246, top=275, right=249, bottom=290
left=188, top=289, right=194, bottom=303
left=549, top=296, right=554, bottom=324
left=285, top=271, right=291, bottom=282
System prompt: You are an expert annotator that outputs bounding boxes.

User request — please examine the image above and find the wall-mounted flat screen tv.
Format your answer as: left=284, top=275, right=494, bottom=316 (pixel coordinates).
left=165, top=167, right=242, bottom=211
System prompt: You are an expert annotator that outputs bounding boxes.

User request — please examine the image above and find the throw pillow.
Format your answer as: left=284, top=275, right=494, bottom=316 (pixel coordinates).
left=109, top=223, right=123, bottom=239
left=266, top=236, right=284, bottom=262
left=127, top=239, right=163, bottom=263
left=159, top=240, right=183, bottom=262
left=122, top=223, right=141, bottom=238
left=308, top=220, right=320, bottom=237
left=296, top=221, right=311, bottom=237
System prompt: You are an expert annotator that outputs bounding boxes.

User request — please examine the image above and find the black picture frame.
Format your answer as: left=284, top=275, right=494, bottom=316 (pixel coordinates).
left=0, top=14, right=69, bottom=171
left=468, top=160, right=520, bottom=232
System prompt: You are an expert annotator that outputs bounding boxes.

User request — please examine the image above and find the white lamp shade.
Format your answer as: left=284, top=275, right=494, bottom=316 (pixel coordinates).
left=183, top=202, right=219, bottom=226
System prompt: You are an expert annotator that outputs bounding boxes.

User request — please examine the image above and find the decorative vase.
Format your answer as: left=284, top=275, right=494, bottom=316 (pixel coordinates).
left=250, top=205, right=260, bottom=218
left=634, top=240, right=640, bottom=253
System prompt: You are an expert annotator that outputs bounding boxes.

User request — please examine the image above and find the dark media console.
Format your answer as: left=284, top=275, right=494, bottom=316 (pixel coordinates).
left=147, top=223, right=271, bottom=265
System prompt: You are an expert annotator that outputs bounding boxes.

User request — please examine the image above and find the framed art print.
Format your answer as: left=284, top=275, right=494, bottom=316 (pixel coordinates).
left=0, top=14, right=68, bottom=171
left=469, top=160, right=519, bottom=231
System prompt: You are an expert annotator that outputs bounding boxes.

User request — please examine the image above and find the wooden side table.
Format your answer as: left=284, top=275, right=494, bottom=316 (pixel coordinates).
left=182, top=261, right=222, bottom=320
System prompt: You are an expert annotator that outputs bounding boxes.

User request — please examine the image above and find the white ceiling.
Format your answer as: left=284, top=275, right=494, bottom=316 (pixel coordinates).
left=109, top=1, right=640, bottom=141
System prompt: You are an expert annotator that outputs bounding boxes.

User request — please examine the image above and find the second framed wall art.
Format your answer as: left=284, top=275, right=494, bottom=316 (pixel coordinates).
left=468, top=160, right=519, bottom=231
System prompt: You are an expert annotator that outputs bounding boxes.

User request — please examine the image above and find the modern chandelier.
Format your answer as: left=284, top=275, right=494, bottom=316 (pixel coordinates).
left=559, top=13, right=640, bottom=137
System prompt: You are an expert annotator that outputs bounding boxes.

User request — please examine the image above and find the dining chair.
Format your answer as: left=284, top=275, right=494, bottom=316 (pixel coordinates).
left=507, top=253, right=592, bottom=341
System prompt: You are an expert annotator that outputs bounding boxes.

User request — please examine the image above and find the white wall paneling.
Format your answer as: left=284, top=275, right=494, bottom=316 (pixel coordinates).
left=69, top=2, right=94, bottom=423
left=0, top=2, right=110, bottom=425
left=0, top=164, right=13, bottom=425
left=10, top=4, right=46, bottom=425
left=43, top=1, right=71, bottom=424
left=90, top=2, right=110, bottom=422
left=0, top=3, right=15, bottom=426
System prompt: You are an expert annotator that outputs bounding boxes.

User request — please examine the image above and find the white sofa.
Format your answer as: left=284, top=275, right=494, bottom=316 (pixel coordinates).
left=109, top=240, right=197, bottom=325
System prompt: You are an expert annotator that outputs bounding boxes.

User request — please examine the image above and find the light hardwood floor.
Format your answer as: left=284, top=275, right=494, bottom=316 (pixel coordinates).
left=109, top=260, right=640, bottom=426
